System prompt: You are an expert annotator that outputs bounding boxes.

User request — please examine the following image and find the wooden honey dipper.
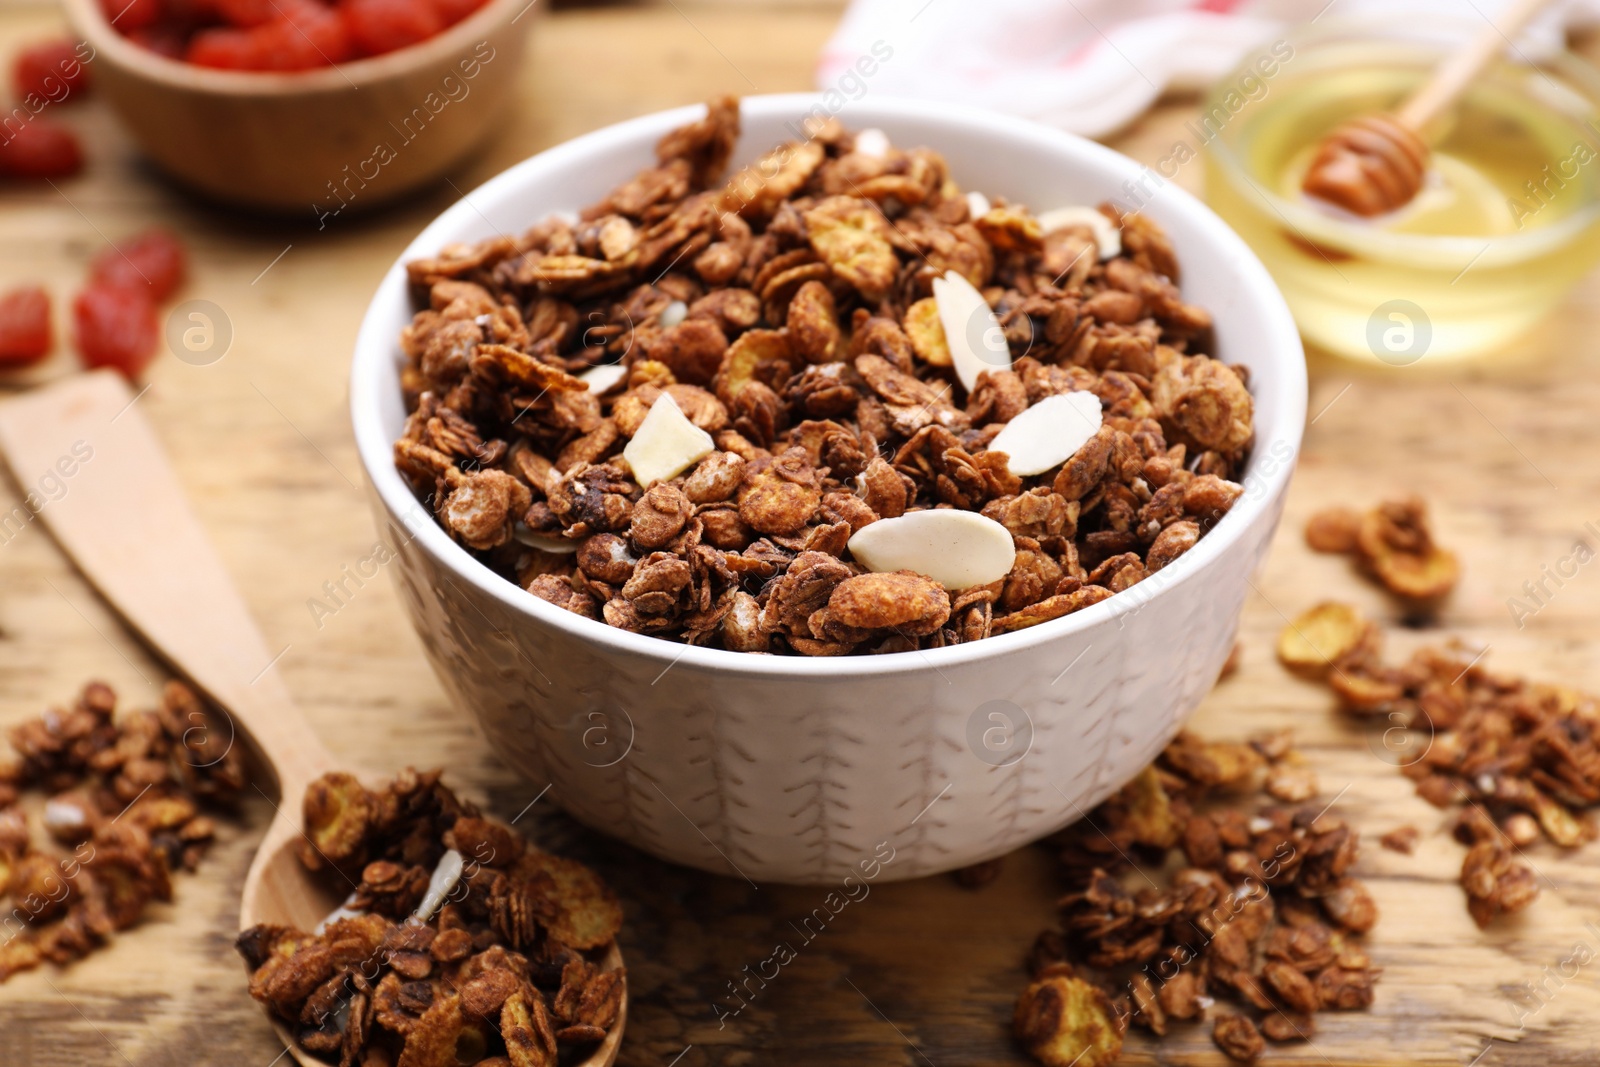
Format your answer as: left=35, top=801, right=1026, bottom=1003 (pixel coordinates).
left=1301, top=0, right=1551, bottom=216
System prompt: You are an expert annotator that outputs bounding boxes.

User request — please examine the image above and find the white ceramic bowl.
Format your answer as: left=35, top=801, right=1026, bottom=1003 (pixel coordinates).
left=351, top=95, right=1306, bottom=885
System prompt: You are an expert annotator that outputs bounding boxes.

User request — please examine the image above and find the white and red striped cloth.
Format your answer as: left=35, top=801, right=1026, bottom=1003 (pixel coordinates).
left=817, top=0, right=1600, bottom=138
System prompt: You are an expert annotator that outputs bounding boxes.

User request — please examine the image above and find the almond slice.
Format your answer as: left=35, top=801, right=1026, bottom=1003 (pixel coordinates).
left=932, top=270, right=1010, bottom=393
left=658, top=299, right=688, bottom=328
left=846, top=509, right=1016, bottom=590
left=622, top=392, right=714, bottom=488
left=853, top=127, right=891, bottom=158
left=986, top=391, right=1103, bottom=476
left=411, top=849, right=464, bottom=924
left=42, top=797, right=90, bottom=838
left=513, top=526, right=578, bottom=553
left=579, top=362, right=629, bottom=395
left=1035, top=206, right=1121, bottom=260
left=314, top=891, right=364, bottom=935
left=966, top=191, right=991, bottom=218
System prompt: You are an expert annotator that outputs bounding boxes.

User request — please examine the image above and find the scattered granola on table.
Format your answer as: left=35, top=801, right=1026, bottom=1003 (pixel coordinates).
left=393, top=96, right=1254, bottom=655
left=1014, top=730, right=1380, bottom=1065
left=1304, top=497, right=1459, bottom=606
left=237, top=769, right=625, bottom=1067
left=1377, top=826, right=1418, bottom=855
left=0, top=680, right=242, bottom=982
left=1278, top=600, right=1600, bottom=926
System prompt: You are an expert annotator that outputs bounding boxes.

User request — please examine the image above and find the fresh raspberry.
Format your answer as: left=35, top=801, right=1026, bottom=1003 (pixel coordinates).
left=90, top=228, right=188, bottom=303
left=0, top=119, right=85, bottom=180
left=429, top=0, right=488, bottom=26
left=73, top=285, right=160, bottom=378
left=342, top=0, right=443, bottom=57
left=12, top=40, right=92, bottom=103
left=0, top=287, right=52, bottom=366
left=99, top=0, right=165, bottom=33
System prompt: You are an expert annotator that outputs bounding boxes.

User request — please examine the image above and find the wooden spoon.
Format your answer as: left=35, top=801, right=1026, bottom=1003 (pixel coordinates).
left=1301, top=0, right=1550, bottom=216
left=0, top=371, right=624, bottom=1067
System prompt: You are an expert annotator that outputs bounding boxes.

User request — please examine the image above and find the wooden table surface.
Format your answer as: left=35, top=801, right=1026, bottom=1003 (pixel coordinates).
left=4, top=3, right=1600, bottom=1064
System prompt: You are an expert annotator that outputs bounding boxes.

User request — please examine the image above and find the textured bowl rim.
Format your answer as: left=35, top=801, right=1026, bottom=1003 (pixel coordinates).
left=350, top=93, right=1307, bottom=679
left=61, top=0, right=530, bottom=95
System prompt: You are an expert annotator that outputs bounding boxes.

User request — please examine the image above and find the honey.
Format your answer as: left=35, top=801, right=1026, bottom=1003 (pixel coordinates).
left=1203, top=23, right=1600, bottom=363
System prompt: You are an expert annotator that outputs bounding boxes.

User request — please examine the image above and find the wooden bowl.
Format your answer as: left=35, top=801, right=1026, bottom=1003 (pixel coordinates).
left=62, top=0, right=535, bottom=213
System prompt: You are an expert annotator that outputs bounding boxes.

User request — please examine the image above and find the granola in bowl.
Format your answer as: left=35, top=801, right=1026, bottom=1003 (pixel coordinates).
left=392, top=94, right=1253, bottom=657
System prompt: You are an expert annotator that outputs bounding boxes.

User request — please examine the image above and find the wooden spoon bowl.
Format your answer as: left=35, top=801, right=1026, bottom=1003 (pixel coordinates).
left=61, top=0, right=536, bottom=213
left=243, top=821, right=626, bottom=1067
left=0, top=372, right=624, bottom=1067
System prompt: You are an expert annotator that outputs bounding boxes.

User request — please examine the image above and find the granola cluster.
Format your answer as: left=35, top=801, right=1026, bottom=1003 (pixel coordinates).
left=393, top=96, right=1253, bottom=654
left=1015, top=730, right=1380, bottom=1065
left=1305, top=497, right=1459, bottom=605
left=238, top=769, right=625, bottom=1067
left=1281, top=598, right=1600, bottom=927
left=0, top=680, right=242, bottom=981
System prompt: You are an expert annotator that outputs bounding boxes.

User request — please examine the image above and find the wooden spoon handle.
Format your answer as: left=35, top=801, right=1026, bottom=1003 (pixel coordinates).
left=0, top=371, right=334, bottom=797
left=1396, top=0, right=1552, bottom=132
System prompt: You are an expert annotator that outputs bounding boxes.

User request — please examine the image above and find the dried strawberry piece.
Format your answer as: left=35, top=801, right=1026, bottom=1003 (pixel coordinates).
left=343, top=0, right=444, bottom=57
left=12, top=40, right=92, bottom=103
left=213, top=0, right=279, bottom=27
left=164, top=0, right=222, bottom=18
left=0, top=287, right=52, bottom=366
left=190, top=1, right=350, bottom=71
left=254, top=3, right=352, bottom=70
left=429, top=0, right=489, bottom=25
left=185, top=27, right=268, bottom=70
left=0, top=119, right=85, bottom=179
left=126, top=26, right=187, bottom=58
left=99, top=0, right=165, bottom=33
left=73, top=286, right=160, bottom=378
left=90, top=229, right=187, bottom=303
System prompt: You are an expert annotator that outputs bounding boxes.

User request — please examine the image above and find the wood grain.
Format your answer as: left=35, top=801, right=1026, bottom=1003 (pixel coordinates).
left=2, top=4, right=1600, bottom=1066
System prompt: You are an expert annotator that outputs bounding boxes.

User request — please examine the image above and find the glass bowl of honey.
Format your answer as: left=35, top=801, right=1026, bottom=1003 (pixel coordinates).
left=1203, top=19, right=1600, bottom=364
